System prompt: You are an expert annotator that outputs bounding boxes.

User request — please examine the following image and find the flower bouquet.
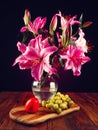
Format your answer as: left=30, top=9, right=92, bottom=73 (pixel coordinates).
left=13, top=9, right=92, bottom=101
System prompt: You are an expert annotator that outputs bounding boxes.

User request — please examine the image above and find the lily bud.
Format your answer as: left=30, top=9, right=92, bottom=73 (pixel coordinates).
left=49, top=14, right=57, bottom=35
left=23, top=9, right=31, bottom=25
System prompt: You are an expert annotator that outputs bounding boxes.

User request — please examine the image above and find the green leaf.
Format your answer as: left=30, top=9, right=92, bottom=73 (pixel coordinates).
left=79, top=13, right=83, bottom=23
left=59, top=57, right=64, bottom=67
left=79, top=13, right=83, bottom=28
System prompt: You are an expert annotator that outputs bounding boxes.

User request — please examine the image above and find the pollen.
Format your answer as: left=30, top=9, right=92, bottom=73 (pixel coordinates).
left=31, top=58, right=41, bottom=66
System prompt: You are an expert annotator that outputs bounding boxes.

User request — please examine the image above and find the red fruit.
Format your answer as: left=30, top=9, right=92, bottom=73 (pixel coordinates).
left=25, top=97, right=40, bottom=113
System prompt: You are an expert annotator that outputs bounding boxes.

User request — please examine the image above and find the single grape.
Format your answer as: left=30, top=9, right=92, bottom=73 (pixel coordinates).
left=68, top=100, right=75, bottom=107
left=56, top=92, right=61, bottom=96
left=60, top=94, right=65, bottom=99
left=55, top=99, right=62, bottom=104
left=54, top=96, right=61, bottom=100
left=53, top=104, right=59, bottom=110
left=46, top=102, right=54, bottom=108
left=56, top=108, right=62, bottom=114
left=61, top=97, right=67, bottom=102
left=48, top=99, right=55, bottom=104
left=41, top=100, right=46, bottom=107
left=60, top=102, right=68, bottom=109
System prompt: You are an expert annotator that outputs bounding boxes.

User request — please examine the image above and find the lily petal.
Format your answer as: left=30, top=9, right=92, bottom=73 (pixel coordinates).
left=17, top=42, right=26, bottom=53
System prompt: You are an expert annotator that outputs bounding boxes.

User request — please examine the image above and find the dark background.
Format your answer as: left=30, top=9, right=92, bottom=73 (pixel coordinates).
left=0, top=0, right=98, bottom=92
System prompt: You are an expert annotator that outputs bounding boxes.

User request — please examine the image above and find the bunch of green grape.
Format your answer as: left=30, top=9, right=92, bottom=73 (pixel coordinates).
left=41, top=92, right=75, bottom=114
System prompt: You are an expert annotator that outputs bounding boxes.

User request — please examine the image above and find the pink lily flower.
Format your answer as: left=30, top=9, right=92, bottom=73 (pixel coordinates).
left=75, top=28, right=88, bottom=52
left=20, top=16, right=47, bottom=35
left=57, top=11, right=81, bottom=46
left=57, top=11, right=81, bottom=31
left=13, top=35, right=58, bottom=81
left=49, top=14, right=57, bottom=35
left=23, top=9, right=31, bottom=25
left=59, top=45, right=90, bottom=76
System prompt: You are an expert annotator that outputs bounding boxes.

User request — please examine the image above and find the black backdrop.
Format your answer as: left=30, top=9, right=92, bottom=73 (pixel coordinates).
left=0, top=0, right=98, bottom=92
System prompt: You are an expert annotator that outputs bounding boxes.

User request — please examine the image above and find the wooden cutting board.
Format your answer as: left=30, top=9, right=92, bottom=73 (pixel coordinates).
left=9, top=104, right=80, bottom=125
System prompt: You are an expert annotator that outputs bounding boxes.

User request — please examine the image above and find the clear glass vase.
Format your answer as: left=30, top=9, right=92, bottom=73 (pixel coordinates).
left=32, top=75, right=58, bottom=103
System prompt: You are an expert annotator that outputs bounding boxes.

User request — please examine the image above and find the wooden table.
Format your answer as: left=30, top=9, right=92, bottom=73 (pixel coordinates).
left=0, top=92, right=98, bottom=130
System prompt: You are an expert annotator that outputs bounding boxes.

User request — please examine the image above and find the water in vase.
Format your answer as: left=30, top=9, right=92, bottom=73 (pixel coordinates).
left=32, top=80, right=58, bottom=102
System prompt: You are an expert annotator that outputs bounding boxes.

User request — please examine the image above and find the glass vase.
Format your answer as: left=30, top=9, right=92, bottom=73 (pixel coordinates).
left=32, top=75, right=58, bottom=103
